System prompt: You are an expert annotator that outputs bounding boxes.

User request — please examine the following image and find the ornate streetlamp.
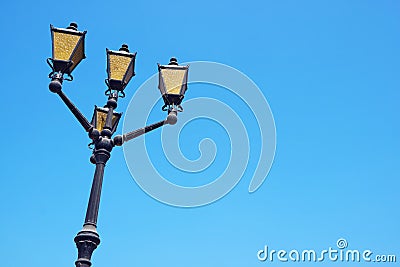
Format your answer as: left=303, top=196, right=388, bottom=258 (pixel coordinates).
left=47, top=22, right=189, bottom=267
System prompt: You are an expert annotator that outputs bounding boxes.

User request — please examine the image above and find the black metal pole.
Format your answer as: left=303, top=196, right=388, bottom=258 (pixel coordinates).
left=73, top=92, right=118, bottom=267
left=74, top=136, right=113, bottom=267
left=84, top=156, right=106, bottom=226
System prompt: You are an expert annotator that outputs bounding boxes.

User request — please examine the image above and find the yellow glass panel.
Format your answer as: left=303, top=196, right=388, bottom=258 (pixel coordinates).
left=123, top=60, right=134, bottom=84
left=96, top=111, right=107, bottom=132
left=109, top=54, right=132, bottom=81
left=53, top=31, right=80, bottom=61
left=111, top=115, right=118, bottom=129
left=69, top=38, right=84, bottom=72
left=96, top=110, right=119, bottom=131
left=161, top=68, right=185, bottom=95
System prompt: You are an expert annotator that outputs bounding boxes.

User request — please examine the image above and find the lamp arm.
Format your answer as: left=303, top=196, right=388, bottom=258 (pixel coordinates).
left=57, top=90, right=93, bottom=132
left=113, top=109, right=178, bottom=146
left=49, top=76, right=93, bottom=133
left=114, top=120, right=166, bottom=145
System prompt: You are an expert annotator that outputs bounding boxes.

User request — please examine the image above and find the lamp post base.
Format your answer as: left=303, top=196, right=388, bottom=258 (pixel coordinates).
left=74, top=225, right=100, bottom=267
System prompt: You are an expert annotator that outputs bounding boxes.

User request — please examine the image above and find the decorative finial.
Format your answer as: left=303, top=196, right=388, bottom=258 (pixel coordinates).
left=67, top=22, right=78, bottom=31
left=168, top=57, right=178, bottom=65
left=119, top=44, right=130, bottom=53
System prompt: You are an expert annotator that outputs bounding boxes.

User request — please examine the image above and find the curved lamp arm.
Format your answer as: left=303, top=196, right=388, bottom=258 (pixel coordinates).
left=49, top=76, right=93, bottom=133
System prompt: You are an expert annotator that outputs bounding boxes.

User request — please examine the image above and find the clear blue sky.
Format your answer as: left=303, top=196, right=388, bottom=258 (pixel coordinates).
left=0, top=0, right=399, bottom=266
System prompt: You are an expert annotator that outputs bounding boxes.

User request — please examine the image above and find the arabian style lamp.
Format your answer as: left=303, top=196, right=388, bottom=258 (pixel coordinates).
left=106, top=44, right=137, bottom=95
left=49, top=22, right=86, bottom=75
left=158, top=57, right=189, bottom=108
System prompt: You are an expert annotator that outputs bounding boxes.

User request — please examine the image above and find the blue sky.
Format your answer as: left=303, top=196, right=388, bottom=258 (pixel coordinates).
left=1, top=0, right=399, bottom=266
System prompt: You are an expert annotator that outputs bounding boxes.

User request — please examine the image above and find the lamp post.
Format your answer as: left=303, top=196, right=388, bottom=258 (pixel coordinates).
left=47, top=22, right=189, bottom=267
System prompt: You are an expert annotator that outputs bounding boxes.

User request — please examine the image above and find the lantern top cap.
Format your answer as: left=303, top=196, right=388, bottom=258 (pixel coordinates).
left=107, top=45, right=136, bottom=57
left=67, top=22, right=78, bottom=31
left=119, top=44, right=130, bottom=53
left=168, top=57, right=178, bottom=65
left=50, top=22, right=86, bottom=35
left=158, top=58, right=188, bottom=70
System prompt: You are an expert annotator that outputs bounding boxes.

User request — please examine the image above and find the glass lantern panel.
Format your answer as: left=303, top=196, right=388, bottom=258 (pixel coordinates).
left=96, top=110, right=107, bottom=132
left=108, top=54, right=132, bottom=81
left=95, top=109, right=119, bottom=132
left=123, top=60, right=135, bottom=84
left=53, top=31, right=80, bottom=61
left=161, top=68, right=186, bottom=95
left=69, top=38, right=85, bottom=72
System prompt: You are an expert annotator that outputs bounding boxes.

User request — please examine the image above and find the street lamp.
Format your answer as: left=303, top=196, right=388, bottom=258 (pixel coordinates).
left=158, top=57, right=189, bottom=110
left=49, top=22, right=86, bottom=77
left=106, top=44, right=136, bottom=96
left=47, top=22, right=189, bottom=267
